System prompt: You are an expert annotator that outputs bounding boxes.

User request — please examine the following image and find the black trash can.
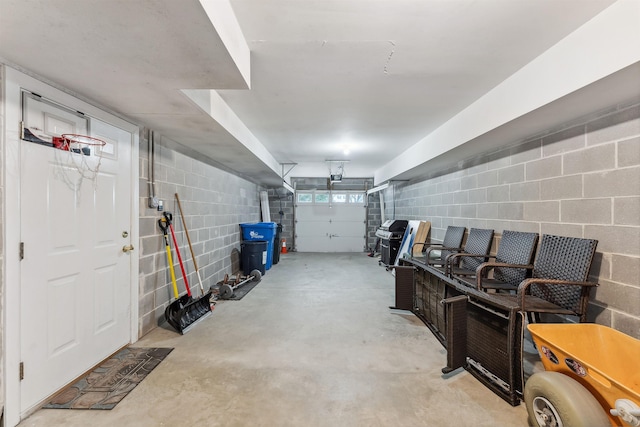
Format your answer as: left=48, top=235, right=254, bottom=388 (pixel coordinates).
left=272, top=223, right=283, bottom=265
left=241, top=240, right=267, bottom=275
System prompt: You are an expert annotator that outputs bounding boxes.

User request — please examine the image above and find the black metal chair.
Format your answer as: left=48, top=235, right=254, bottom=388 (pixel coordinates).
left=441, top=228, right=494, bottom=277
left=453, top=230, right=538, bottom=289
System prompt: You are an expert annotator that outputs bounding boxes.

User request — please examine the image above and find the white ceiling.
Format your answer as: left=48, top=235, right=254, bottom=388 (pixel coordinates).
left=0, top=0, right=634, bottom=187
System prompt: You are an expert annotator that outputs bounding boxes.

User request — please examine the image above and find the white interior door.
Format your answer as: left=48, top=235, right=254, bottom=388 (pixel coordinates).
left=295, top=191, right=366, bottom=252
left=19, top=99, right=134, bottom=414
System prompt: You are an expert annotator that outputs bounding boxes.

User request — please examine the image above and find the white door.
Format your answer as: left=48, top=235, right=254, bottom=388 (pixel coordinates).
left=19, top=103, right=133, bottom=413
left=295, top=191, right=366, bottom=252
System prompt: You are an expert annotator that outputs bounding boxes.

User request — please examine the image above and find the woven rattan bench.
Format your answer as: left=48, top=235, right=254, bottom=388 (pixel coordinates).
left=446, top=234, right=599, bottom=405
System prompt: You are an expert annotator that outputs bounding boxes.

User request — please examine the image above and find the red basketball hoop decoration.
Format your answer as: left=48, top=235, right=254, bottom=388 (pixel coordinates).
left=58, top=134, right=108, bottom=185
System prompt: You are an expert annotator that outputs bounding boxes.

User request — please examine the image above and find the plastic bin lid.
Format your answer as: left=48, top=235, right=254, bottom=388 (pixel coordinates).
left=239, top=222, right=277, bottom=228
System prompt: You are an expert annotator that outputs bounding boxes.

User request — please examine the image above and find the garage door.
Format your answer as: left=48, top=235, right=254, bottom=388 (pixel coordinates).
left=295, top=191, right=366, bottom=252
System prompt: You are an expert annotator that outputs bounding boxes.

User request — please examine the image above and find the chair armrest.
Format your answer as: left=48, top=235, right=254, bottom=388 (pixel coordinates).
left=409, top=241, right=431, bottom=257
left=517, top=278, right=599, bottom=311
left=424, top=243, right=444, bottom=256
left=475, top=262, right=533, bottom=290
left=428, top=246, right=463, bottom=265
left=444, top=253, right=491, bottom=276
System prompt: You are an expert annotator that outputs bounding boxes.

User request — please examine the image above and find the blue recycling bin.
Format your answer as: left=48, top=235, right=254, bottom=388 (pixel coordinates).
left=239, top=222, right=277, bottom=270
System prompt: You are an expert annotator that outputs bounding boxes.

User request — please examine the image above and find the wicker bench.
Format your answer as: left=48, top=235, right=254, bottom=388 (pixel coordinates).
left=446, top=234, right=599, bottom=405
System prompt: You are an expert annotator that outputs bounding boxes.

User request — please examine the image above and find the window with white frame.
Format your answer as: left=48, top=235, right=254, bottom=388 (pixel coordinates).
left=297, top=193, right=312, bottom=203
left=296, top=191, right=365, bottom=205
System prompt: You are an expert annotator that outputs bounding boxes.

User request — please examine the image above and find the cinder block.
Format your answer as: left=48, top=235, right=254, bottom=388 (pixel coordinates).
left=619, top=136, right=640, bottom=167
left=460, top=175, right=477, bottom=190
left=468, top=188, right=487, bottom=203
left=615, top=197, right=640, bottom=226
left=611, top=254, right=640, bottom=284
left=585, top=225, right=640, bottom=255
left=611, top=312, right=640, bottom=340
left=139, top=255, right=155, bottom=276
left=589, top=252, right=610, bottom=279
left=561, top=199, right=611, bottom=224
left=477, top=170, right=498, bottom=187
left=584, top=167, right=640, bottom=197
left=540, top=175, right=583, bottom=201
left=593, top=279, right=640, bottom=316
left=461, top=204, right=477, bottom=218
left=468, top=219, right=488, bottom=230
left=141, top=235, right=163, bottom=256
left=510, top=182, right=540, bottom=201
left=494, top=221, right=538, bottom=234
left=498, top=202, right=523, bottom=220
left=540, top=223, right=583, bottom=238
left=523, top=201, right=559, bottom=222
left=477, top=203, right=499, bottom=219
left=564, top=143, right=615, bottom=175
left=487, top=185, right=510, bottom=202
left=526, top=156, right=562, bottom=180
left=497, top=164, right=524, bottom=184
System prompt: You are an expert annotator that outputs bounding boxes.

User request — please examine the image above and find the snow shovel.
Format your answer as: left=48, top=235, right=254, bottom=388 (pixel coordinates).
left=159, top=215, right=212, bottom=334
left=164, top=211, right=210, bottom=320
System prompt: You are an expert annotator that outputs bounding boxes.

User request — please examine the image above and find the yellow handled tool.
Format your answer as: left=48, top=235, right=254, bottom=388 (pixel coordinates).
left=159, top=218, right=179, bottom=299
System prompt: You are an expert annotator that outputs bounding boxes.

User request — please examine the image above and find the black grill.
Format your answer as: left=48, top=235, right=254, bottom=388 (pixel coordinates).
left=376, top=220, right=408, bottom=267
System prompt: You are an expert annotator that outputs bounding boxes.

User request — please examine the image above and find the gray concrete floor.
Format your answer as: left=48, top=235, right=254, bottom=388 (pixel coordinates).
left=20, top=253, right=530, bottom=426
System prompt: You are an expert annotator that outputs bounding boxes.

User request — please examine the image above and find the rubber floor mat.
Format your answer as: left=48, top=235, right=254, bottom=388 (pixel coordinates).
left=214, top=279, right=261, bottom=301
left=42, top=347, right=173, bottom=410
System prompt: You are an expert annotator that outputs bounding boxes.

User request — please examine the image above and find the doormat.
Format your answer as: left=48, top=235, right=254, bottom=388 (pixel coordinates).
left=42, top=347, right=173, bottom=410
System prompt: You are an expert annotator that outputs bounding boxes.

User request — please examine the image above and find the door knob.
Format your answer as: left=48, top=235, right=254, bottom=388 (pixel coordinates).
left=122, top=244, right=134, bottom=253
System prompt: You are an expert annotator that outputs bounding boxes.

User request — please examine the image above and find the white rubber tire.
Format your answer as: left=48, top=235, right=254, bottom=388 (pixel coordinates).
left=524, top=372, right=610, bottom=427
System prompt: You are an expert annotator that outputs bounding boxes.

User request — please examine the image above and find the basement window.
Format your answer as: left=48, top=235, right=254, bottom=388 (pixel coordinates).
left=332, top=193, right=347, bottom=203
left=349, top=193, right=365, bottom=204
left=297, top=193, right=312, bottom=203
left=315, top=193, right=329, bottom=203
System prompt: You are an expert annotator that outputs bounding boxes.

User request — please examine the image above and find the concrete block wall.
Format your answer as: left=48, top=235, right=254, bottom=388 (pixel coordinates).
left=366, top=193, right=382, bottom=252
left=266, top=188, right=294, bottom=251
left=138, top=130, right=262, bottom=336
left=383, top=102, right=640, bottom=338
